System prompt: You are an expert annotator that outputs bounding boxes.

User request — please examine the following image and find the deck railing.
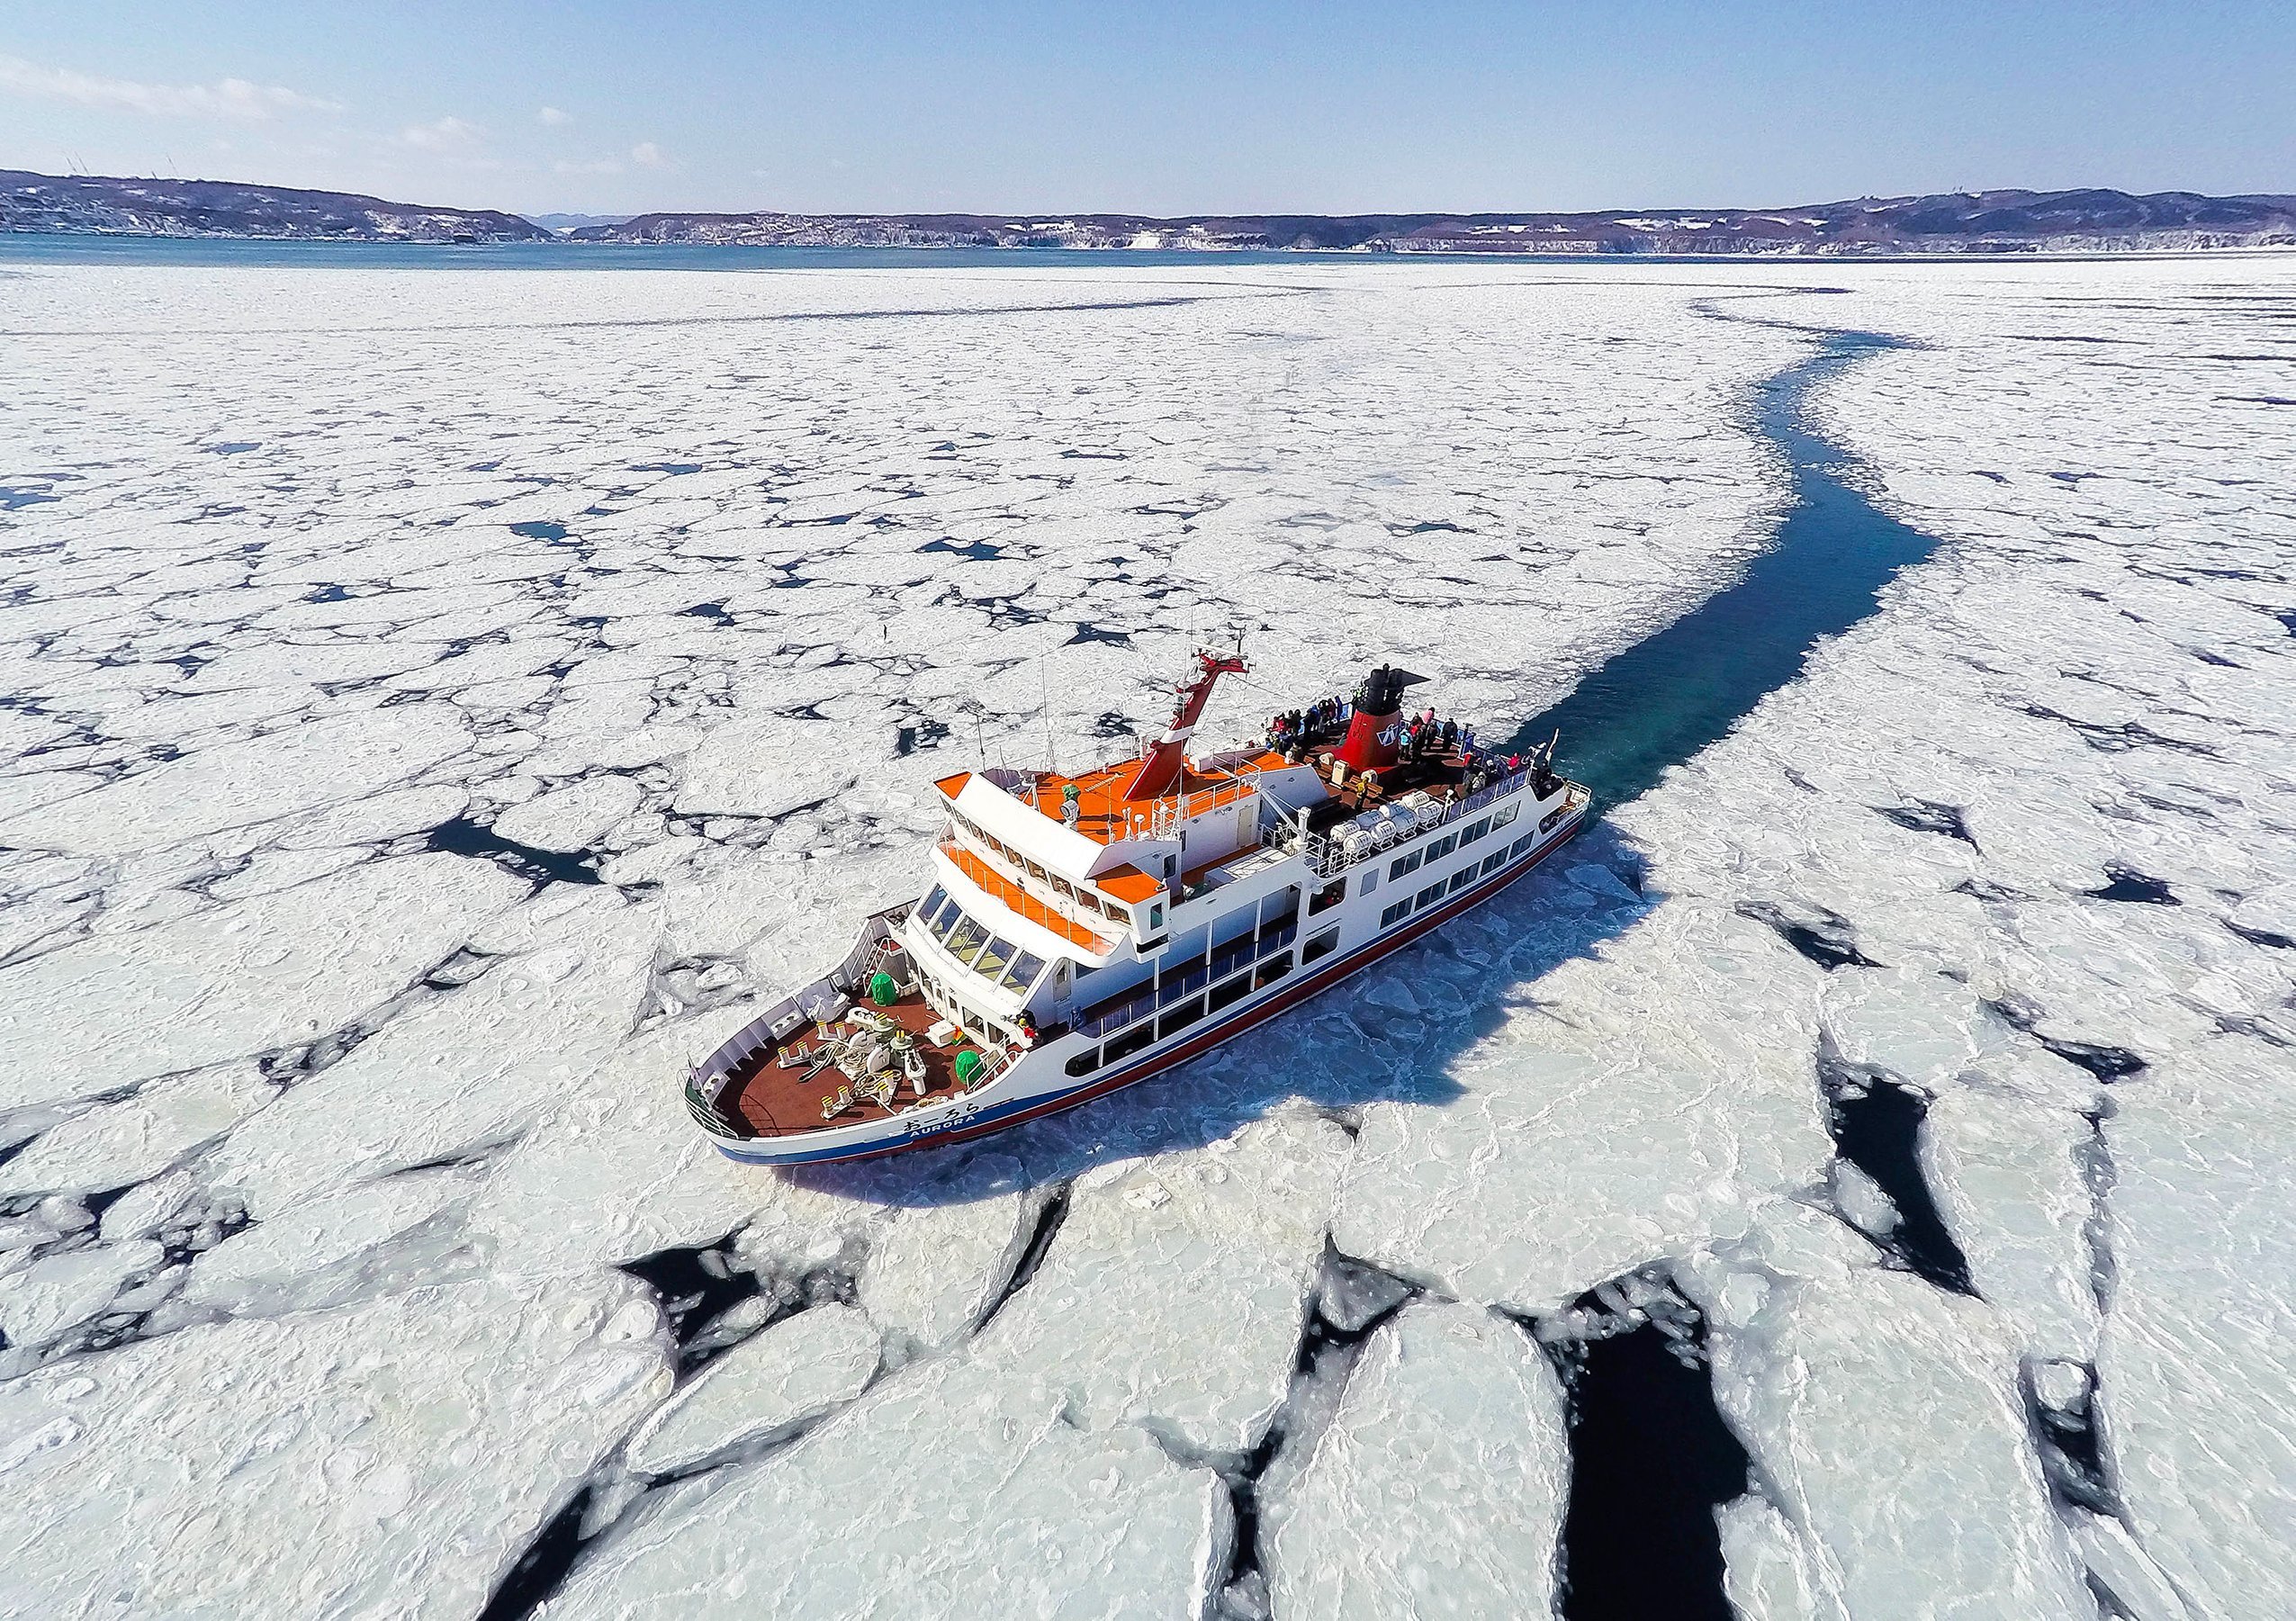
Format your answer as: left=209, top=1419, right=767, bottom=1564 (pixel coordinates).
left=685, top=906, right=905, bottom=1136
left=1282, top=767, right=1537, bottom=879
left=1073, top=918, right=1298, bottom=1040
left=1149, top=762, right=1261, bottom=839
left=939, top=840, right=1114, bottom=951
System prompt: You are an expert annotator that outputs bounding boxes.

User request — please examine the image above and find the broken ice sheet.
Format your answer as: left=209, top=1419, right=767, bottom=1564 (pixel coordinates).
left=537, top=1346, right=1225, bottom=1620
left=1, top=252, right=2292, bottom=1621
left=1262, top=1300, right=1568, bottom=1619
left=0, top=1274, right=672, bottom=1618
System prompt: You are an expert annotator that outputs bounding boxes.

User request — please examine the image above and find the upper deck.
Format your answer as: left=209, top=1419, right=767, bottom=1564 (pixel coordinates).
left=934, top=751, right=1290, bottom=849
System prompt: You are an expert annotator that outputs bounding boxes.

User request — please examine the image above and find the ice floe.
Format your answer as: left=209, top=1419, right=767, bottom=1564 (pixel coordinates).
left=1262, top=1300, right=1568, bottom=1618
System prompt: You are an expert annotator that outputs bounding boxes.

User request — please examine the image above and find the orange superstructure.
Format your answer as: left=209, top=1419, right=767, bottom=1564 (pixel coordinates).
left=1004, top=754, right=1283, bottom=846
left=941, top=842, right=1112, bottom=951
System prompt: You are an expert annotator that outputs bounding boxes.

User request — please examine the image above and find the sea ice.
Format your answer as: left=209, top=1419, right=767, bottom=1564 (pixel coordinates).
left=539, top=1347, right=1225, bottom=1620
left=0, top=1274, right=672, bottom=1618
left=1919, top=1080, right=2101, bottom=1364
left=0, top=250, right=2290, bottom=1619
left=1262, top=1300, right=1568, bottom=1619
left=977, top=1105, right=1351, bottom=1460
left=0, top=1238, right=164, bottom=1349
left=1689, top=1247, right=2093, bottom=1620
left=2097, top=1047, right=2296, bottom=1620
left=623, top=1301, right=880, bottom=1476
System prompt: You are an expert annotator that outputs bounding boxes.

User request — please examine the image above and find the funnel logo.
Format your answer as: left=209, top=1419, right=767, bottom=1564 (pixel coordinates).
left=1376, top=720, right=1406, bottom=748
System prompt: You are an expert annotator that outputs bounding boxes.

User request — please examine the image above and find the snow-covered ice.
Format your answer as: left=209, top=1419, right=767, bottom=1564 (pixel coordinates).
left=1262, top=1300, right=1569, bottom=1618
left=1, top=250, right=2291, bottom=1618
left=622, top=1300, right=879, bottom=1475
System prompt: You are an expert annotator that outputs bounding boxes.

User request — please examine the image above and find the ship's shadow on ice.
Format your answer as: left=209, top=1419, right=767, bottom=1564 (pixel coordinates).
left=788, top=821, right=1662, bottom=1208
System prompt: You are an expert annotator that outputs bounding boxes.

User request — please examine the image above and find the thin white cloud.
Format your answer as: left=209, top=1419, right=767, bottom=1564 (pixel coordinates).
left=554, top=158, right=625, bottom=176
left=401, top=115, right=484, bottom=152
left=0, top=52, right=342, bottom=121
left=630, top=141, right=671, bottom=169
left=538, top=105, right=572, bottom=127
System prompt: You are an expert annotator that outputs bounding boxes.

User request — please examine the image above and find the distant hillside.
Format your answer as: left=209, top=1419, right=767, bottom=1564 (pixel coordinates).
left=528, top=212, right=635, bottom=233
left=5, top=171, right=2291, bottom=256
left=0, top=169, right=548, bottom=242
left=578, top=188, right=2296, bottom=255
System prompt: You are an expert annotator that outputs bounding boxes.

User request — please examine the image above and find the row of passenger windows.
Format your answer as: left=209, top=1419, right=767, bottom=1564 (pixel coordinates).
left=911, top=886, right=1049, bottom=994
left=1378, top=830, right=1541, bottom=928
left=1064, top=948, right=1301, bottom=1076
left=1387, top=799, right=1519, bottom=883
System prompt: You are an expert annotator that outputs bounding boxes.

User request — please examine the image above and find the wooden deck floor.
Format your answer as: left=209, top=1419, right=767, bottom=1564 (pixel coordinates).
left=727, top=990, right=983, bottom=1138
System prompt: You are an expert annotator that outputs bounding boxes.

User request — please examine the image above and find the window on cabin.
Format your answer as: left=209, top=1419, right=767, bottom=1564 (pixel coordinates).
left=1493, top=803, right=1518, bottom=829
left=1481, top=851, right=1507, bottom=876
left=1360, top=869, right=1378, bottom=896
left=1309, top=879, right=1346, bottom=915
left=1459, top=816, right=1491, bottom=848
left=973, top=936, right=1017, bottom=983
left=1381, top=900, right=1410, bottom=928
left=1302, top=926, right=1340, bottom=965
left=1448, top=868, right=1476, bottom=894
left=1105, top=1023, right=1155, bottom=1063
left=1416, top=882, right=1445, bottom=910
left=1158, top=995, right=1206, bottom=1039
left=1209, top=973, right=1252, bottom=1013
left=1005, top=949, right=1047, bottom=993
left=1510, top=833, right=1536, bottom=858
left=1390, top=848, right=1424, bottom=881
left=1426, top=833, right=1456, bottom=861
left=1255, top=952, right=1293, bottom=987
left=1064, top=1047, right=1101, bottom=1077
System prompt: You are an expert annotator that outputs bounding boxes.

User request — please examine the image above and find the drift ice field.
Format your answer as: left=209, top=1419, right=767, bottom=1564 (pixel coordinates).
left=0, top=250, right=2290, bottom=1620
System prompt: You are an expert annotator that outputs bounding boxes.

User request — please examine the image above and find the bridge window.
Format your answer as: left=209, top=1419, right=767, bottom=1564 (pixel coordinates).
left=974, top=936, right=1017, bottom=982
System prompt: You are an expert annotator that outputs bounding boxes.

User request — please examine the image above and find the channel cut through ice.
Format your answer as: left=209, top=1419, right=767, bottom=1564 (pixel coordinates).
left=0, top=253, right=2289, bottom=1621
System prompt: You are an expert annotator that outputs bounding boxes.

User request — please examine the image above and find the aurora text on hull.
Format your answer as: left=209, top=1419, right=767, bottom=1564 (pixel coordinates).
left=684, top=651, right=1589, bottom=1165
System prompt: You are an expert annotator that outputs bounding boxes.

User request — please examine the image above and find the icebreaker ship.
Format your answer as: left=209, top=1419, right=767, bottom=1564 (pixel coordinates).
left=684, top=650, right=1589, bottom=1165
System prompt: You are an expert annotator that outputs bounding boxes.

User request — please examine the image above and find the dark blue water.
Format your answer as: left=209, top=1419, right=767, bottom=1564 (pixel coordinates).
left=1508, top=329, right=1939, bottom=809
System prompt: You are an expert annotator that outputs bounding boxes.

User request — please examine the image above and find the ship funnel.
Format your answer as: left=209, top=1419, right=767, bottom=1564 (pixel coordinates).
left=1331, top=663, right=1426, bottom=775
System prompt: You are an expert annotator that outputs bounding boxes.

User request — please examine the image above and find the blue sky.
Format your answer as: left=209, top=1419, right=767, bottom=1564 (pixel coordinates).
left=1, top=2, right=2288, bottom=216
